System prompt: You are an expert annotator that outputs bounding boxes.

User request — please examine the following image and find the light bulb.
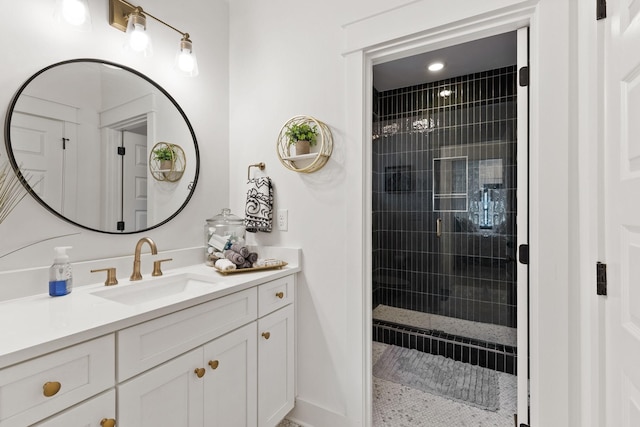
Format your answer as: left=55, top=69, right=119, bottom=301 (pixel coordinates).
left=62, top=0, right=86, bottom=25
left=54, top=0, right=91, bottom=31
left=177, top=52, right=195, bottom=72
left=125, top=9, right=152, bottom=56
left=175, top=35, right=199, bottom=77
left=129, top=24, right=149, bottom=52
left=428, top=62, right=445, bottom=72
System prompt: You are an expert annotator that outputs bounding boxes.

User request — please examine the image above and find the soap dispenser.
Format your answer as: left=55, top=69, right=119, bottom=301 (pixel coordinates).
left=49, top=246, right=73, bottom=297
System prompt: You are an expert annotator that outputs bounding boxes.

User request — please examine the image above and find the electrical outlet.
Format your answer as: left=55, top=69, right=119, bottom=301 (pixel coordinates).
left=277, top=209, right=288, bottom=231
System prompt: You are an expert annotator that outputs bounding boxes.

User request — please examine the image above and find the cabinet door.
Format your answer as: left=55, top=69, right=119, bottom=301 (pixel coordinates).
left=258, top=305, right=294, bottom=427
left=203, top=322, right=257, bottom=427
left=118, top=348, right=204, bottom=427
left=34, top=389, right=115, bottom=427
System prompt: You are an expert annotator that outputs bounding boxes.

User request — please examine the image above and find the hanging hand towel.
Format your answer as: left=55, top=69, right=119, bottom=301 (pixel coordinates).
left=244, top=176, right=273, bottom=232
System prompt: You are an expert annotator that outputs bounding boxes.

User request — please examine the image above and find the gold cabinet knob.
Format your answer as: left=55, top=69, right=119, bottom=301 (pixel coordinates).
left=194, top=368, right=206, bottom=378
left=43, top=381, right=61, bottom=397
left=208, top=360, right=219, bottom=370
left=262, top=332, right=271, bottom=340
left=100, top=418, right=116, bottom=427
left=275, top=292, right=284, bottom=299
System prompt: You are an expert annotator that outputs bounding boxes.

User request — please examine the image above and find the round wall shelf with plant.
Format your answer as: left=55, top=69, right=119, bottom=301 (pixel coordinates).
left=277, top=115, right=333, bottom=173
left=149, top=142, right=186, bottom=182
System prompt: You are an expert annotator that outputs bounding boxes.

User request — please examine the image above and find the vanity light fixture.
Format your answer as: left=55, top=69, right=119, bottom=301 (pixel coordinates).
left=108, top=0, right=199, bottom=76
left=428, top=62, right=445, bottom=72
left=54, top=0, right=92, bottom=31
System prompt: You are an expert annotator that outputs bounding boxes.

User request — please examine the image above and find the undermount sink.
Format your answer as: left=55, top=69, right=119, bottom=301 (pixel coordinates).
left=91, top=273, right=217, bottom=306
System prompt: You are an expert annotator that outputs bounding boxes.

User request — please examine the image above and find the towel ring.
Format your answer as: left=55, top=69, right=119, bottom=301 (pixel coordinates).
left=247, top=162, right=265, bottom=181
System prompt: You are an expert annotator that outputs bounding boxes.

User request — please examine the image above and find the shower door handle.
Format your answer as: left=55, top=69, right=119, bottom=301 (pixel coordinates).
left=436, top=218, right=442, bottom=238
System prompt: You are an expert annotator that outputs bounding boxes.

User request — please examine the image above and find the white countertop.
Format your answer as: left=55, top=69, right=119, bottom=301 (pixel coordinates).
left=0, top=262, right=300, bottom=370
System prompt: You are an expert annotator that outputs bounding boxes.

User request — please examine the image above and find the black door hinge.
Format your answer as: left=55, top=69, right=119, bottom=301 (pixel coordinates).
left=62, top=137, right=69, bottom=150
left=117, top=221, right=125, bottom=231
left=519, top=66, right=529, bottom=87
left=518, top=244, right=529, bottom=265
left=117, top=146, right=126, bottom=156
left=597, top=0, right=606, bottom=20
left=597, top=262, right=607, bottom=295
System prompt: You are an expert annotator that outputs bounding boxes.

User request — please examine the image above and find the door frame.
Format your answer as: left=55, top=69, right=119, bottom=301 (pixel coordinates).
left=343, top=4, right=563, bottom=426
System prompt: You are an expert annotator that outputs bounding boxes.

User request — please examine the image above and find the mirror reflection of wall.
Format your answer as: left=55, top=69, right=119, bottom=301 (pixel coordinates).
left=5, top=60, right=199, bottom=234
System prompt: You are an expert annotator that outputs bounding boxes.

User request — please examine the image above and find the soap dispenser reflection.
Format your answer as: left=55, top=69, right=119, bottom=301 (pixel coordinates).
left=49, top=246, right=73, bottom=297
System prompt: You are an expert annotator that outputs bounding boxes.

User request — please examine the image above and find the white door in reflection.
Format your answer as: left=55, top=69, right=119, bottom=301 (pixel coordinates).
left=10, top=112, right=77, bottom=219
left=122, top=130, right=148, bottom=231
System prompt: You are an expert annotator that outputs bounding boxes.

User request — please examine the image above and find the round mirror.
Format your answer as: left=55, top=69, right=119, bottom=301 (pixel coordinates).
left=4, top=59, right=199, bottom=233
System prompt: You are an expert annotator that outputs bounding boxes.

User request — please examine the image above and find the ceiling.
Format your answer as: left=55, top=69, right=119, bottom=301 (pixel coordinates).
left=373, top=32, right=517, bottom=92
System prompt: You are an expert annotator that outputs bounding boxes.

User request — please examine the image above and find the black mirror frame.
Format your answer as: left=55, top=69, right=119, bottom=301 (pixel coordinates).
left=3, top=58, right=200, bottom=234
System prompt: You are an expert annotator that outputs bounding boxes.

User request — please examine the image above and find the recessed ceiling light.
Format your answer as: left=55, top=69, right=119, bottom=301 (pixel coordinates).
left=428, top=62, right=444, bottom=72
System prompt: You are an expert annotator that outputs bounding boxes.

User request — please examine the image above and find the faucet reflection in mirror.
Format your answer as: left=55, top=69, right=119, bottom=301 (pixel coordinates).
left=108, top=0, right=199, bottom=76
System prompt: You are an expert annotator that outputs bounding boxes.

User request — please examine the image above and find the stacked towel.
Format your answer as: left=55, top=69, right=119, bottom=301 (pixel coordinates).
left=225, top=251, right=245, bottom=266
left=247, top=252, right=258, bottom=264
left=244, top=177, right=273, bottom=233
left=230, top=243, right=250, bottom=258
left=224, top=244, right=260, bottom=269
left=214, top=259, right=236, bottom=271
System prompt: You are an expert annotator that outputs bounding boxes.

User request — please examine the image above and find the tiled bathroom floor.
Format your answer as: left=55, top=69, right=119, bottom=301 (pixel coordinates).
left=280, top=341, right=517, bottom=427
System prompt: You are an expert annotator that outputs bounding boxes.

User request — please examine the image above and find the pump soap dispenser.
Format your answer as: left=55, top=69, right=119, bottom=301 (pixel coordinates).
left=49, top=246, right=73, bottom=297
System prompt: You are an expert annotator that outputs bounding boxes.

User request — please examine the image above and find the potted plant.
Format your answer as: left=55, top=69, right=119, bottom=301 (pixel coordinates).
left=285, top=122, right=318, bottom=155
left=153, top=145, right=177, bottom=171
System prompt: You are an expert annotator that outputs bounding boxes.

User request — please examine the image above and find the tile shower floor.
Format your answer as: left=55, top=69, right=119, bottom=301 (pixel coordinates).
left=373, top=304, right=517, bottom=347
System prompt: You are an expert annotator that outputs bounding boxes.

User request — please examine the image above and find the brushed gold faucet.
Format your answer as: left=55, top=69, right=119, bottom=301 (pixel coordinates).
left=130, top=237, right=158, bottom=281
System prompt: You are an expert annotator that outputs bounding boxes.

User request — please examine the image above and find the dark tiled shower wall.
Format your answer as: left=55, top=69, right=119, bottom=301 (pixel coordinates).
left=372, top=66, right=518, bottom=328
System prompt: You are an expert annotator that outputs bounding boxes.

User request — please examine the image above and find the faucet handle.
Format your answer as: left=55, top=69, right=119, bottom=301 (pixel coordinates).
left=152, top=258, right=173, bottom=277
left=91, top=268, right=118, bottom=286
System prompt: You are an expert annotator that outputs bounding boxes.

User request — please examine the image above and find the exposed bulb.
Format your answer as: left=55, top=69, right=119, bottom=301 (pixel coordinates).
left=175, top=35, right=199, bottom=77
left=128, top=23, right=150, bottom=52
left=177, top=52, right=195, bottom=72
left=54, top=0, right=91, bottom=31
left=125, top=10, right=152, bottom=56
left=61, top=0, right=86, bottom=25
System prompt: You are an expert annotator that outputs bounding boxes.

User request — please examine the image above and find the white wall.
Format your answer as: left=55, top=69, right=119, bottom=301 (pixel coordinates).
left=229, top=0, right=580, bottom=426
left=0, top=0, right=229, bottom=282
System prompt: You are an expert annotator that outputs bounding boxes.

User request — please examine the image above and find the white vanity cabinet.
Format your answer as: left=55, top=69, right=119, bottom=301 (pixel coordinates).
left=0, top=271, right=296, bottom=427
left=118, top=322, right=258, bottom=427
left=33, top=390, right=116, bottom=427
left=0, top=334, right=115, bottom=427
left=117, top=274, right=295, bottom=427
left=257, top=277, right=295, bottom=427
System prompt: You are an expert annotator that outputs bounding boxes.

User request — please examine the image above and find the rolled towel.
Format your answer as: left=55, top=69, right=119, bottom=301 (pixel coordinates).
left=240, top=261, right=253, bottom=269
left=225, top=251, right=245, bottom=266
left=247, top=252, right=258, bottom=264
left=230, top=243, right=251, bottom=258
left=214, top=258, right=236, bottom=271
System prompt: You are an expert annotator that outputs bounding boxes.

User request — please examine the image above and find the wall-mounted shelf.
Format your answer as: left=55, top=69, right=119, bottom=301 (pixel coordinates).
left=276, top=115, right=333, bottom=173
left=149, top=142, right=186, bottom=182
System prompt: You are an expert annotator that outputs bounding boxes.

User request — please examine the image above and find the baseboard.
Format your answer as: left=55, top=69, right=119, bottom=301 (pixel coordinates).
left=286, top=397, right=350, bottom=427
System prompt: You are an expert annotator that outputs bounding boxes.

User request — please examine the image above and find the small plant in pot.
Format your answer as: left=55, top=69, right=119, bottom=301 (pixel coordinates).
left=285, top=122, right=318, bottom=155
left=153, top=145, right=177, bottom=171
